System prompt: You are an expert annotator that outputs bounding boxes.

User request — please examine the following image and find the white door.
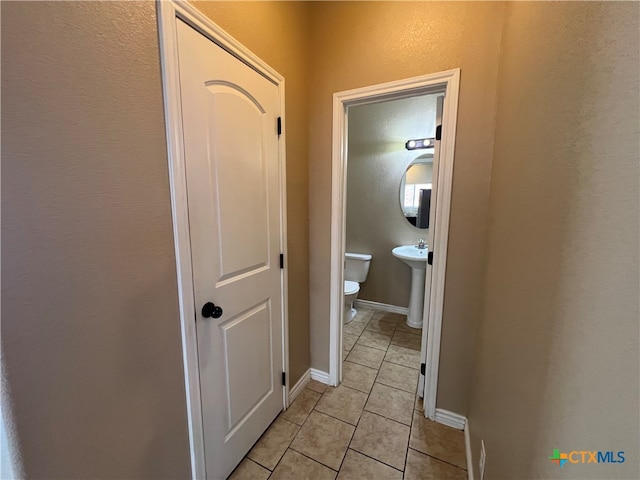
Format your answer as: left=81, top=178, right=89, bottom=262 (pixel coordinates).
left=176, top=20, right=284, bottom=479
left=419, top=95, right=444, bottom=403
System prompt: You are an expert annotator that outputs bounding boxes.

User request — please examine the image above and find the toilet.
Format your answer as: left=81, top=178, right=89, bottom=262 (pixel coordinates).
left=343, top=252, right=372, bottom=324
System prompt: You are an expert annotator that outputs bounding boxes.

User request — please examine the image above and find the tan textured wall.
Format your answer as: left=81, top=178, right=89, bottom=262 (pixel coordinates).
left=192, top=1, right=311, bottom=386
left=346, top=98, right=437, bottom=308
left=1, top=2, right=191, bottom=477
left=308, top=1, right=505, bottom=414
left=468, top=3, right=640, bottom=478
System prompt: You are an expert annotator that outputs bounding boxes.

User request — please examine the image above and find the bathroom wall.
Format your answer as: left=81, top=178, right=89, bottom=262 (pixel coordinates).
left=346, top=95, right=437, bottom=307
left=308, top=1, right=506, bottom=415
left=468, top=2, right=639, bottom=478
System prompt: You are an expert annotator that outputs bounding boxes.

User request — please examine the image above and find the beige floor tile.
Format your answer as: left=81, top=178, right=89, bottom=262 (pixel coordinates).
left=409, top=412, right=467, bottom=469
left=228, top=458, right=270, bottom=480
left=384, top=344, right=421, bottom=370
left=365, top=316, right=397, bottom=336
left=376, top=361, right=419, bottom=393
left=373, top=311, right=404, bottom=325
left=356, top=330, right=391, bottom=351
left=247, top=417, right=299, bottom=470
left=281, top=388, right=321, bottom=425
left=336, top=449, right=403, bottom=480
left=342, top=361, right=378, bottom=393
left=394, top=320, right=422, bottom=336
left=270, top=449, right=337, bottom=480
left=404, top=449, right=467, bottom=480
left=236, top=309, right=468, bottom=480
left=290, top=411, right=354, bottom=470
left=364, top=383, right=414, bottom=425
left=343, top=333, right=359, bottom=351
left=352, top=307, right=375, bottom=323
left=349, top=411, right=409, bottom=471
left=345, top=344, right=386, bottom=369
left=307, top=379, right=328, bottom=394
left=314, top=385, right=368, bottom=425
left=390, top=330, right=421, bottom=350
left=344, top=319, right=367, bottom=336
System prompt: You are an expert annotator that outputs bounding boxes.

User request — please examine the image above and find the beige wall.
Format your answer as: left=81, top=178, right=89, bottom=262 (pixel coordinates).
left=308, top=1, right=505, bottom=414
left=191, top=0, right=312, bottom=395
left=1, top=2, right=191, bottom=477
left=468, top=2, right=640, bottom=478
left=2, top=1, right=312, bottom=476
left=346, top=97, right=436, bottom=307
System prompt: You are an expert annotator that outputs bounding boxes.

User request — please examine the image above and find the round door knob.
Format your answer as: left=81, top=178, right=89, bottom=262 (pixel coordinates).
left=202, top=302, right=223, bottom=319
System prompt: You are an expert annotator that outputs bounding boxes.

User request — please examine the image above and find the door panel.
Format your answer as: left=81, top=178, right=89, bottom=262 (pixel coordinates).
left=419, top=95, right=444, bottom=405
left=203, top=84, right=270, bottom=281
left=176, top=18, right=283, bottom=479
left=221, top=301, right=273, bottom=435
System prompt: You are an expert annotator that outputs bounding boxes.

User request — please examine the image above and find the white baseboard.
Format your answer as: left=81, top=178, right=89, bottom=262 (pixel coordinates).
left=288, top=369, right=311, bottom=404
left=465, top=419, right=474, bottom=480
left=434, top=408, right=466, bottom=430
left=355, top=299, right=409, bottom=315
left=310, top=368, right=330, bottom=385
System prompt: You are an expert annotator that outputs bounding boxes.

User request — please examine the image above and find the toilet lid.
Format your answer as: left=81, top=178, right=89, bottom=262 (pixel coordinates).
left=344, top=280, right=359, bottom=295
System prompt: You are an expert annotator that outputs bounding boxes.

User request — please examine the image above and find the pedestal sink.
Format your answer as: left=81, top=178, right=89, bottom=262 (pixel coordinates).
left=392, top=245, right=428, bottom=328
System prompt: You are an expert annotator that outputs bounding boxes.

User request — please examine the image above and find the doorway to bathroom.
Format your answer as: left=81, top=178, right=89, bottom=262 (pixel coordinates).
left=329, top=70, right=460, bottom=422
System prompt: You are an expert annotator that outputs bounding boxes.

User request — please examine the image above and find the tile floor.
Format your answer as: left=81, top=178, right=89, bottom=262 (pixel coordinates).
left=230, top=307, right=467, bottom=480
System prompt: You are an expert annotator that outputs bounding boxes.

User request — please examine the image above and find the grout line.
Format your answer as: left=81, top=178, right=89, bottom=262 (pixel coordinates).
left=274, top=390, right=343, bottom=473
left=334, top=413, right=359, bottom=472
left=407, top=447, right=468, bottom=472
left=362, top=400, right=412, bottom=425
left=384, top=358, right=421, bottom=370
left=286, top=446, right=339, bottom=473
left=244, top=308, right=440, bottom=479
left=390, top=341, right=421, bottom=352
left=346, top=310, right=423, bottom=475
left=263, top=419, right=304, bottom=473
left=343, top=359, right=378, bottom=372
left=339, top=313, right=382, bottom=472
left=249, top=457, right=273, bottom=472
left=395, top=328, right=422, bottom=337
left=374, top=378, right=418, bottom=395
left=312, top=404, right=361, bottom=427
left=353, top=341, right=391, bottom=352
left=346, top=447, right=405, bottom=473
left=361, top=409, right=413, bottom=432
left=343, top=356, right=385, bottom=370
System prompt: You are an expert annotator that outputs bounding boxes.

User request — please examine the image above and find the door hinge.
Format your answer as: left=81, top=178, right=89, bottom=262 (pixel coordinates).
left=435, top=124, right=442, bottom=141
left=281, top=372, right=286, bottom=386
left=277, top=117, right=282, bottom=136
left=420, top=363, right=426, bottom=376
left=279, top=253, right=284, bottom=269
left=427, top=251, right=433, bottom=265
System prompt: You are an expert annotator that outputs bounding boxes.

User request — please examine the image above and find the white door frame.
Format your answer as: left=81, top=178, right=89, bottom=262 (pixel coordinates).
left=157, top=2, right=290, bottom=478
left=329, top=70, right=460, bottom=420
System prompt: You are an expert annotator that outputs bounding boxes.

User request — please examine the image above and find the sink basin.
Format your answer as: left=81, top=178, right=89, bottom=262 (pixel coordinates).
left=392, top=245, right=428, bottom=270
left=392, top=245, right=428, bottom=328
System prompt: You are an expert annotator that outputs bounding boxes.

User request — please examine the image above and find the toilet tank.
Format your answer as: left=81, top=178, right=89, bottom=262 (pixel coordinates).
left=345, top=252, right=372, bottom=283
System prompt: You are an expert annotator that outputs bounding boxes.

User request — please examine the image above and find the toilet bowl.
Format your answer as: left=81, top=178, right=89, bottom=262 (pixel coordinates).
left=343, top=280, right=360, bottom=324
left=343, top=252, right=372, bottom=324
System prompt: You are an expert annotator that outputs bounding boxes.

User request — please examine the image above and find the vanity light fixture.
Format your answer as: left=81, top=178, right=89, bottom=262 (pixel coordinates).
left=405, top=138, right=435, bottom=150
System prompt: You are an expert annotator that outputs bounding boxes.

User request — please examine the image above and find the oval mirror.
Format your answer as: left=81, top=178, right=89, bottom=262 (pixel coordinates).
left=399, top=154, right=433, bottom=229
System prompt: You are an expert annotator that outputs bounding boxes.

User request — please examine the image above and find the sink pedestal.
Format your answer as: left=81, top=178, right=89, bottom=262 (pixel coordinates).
left=407, top=267, right=426, bottom=328
left=391, top=245, right=428, bottom=329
